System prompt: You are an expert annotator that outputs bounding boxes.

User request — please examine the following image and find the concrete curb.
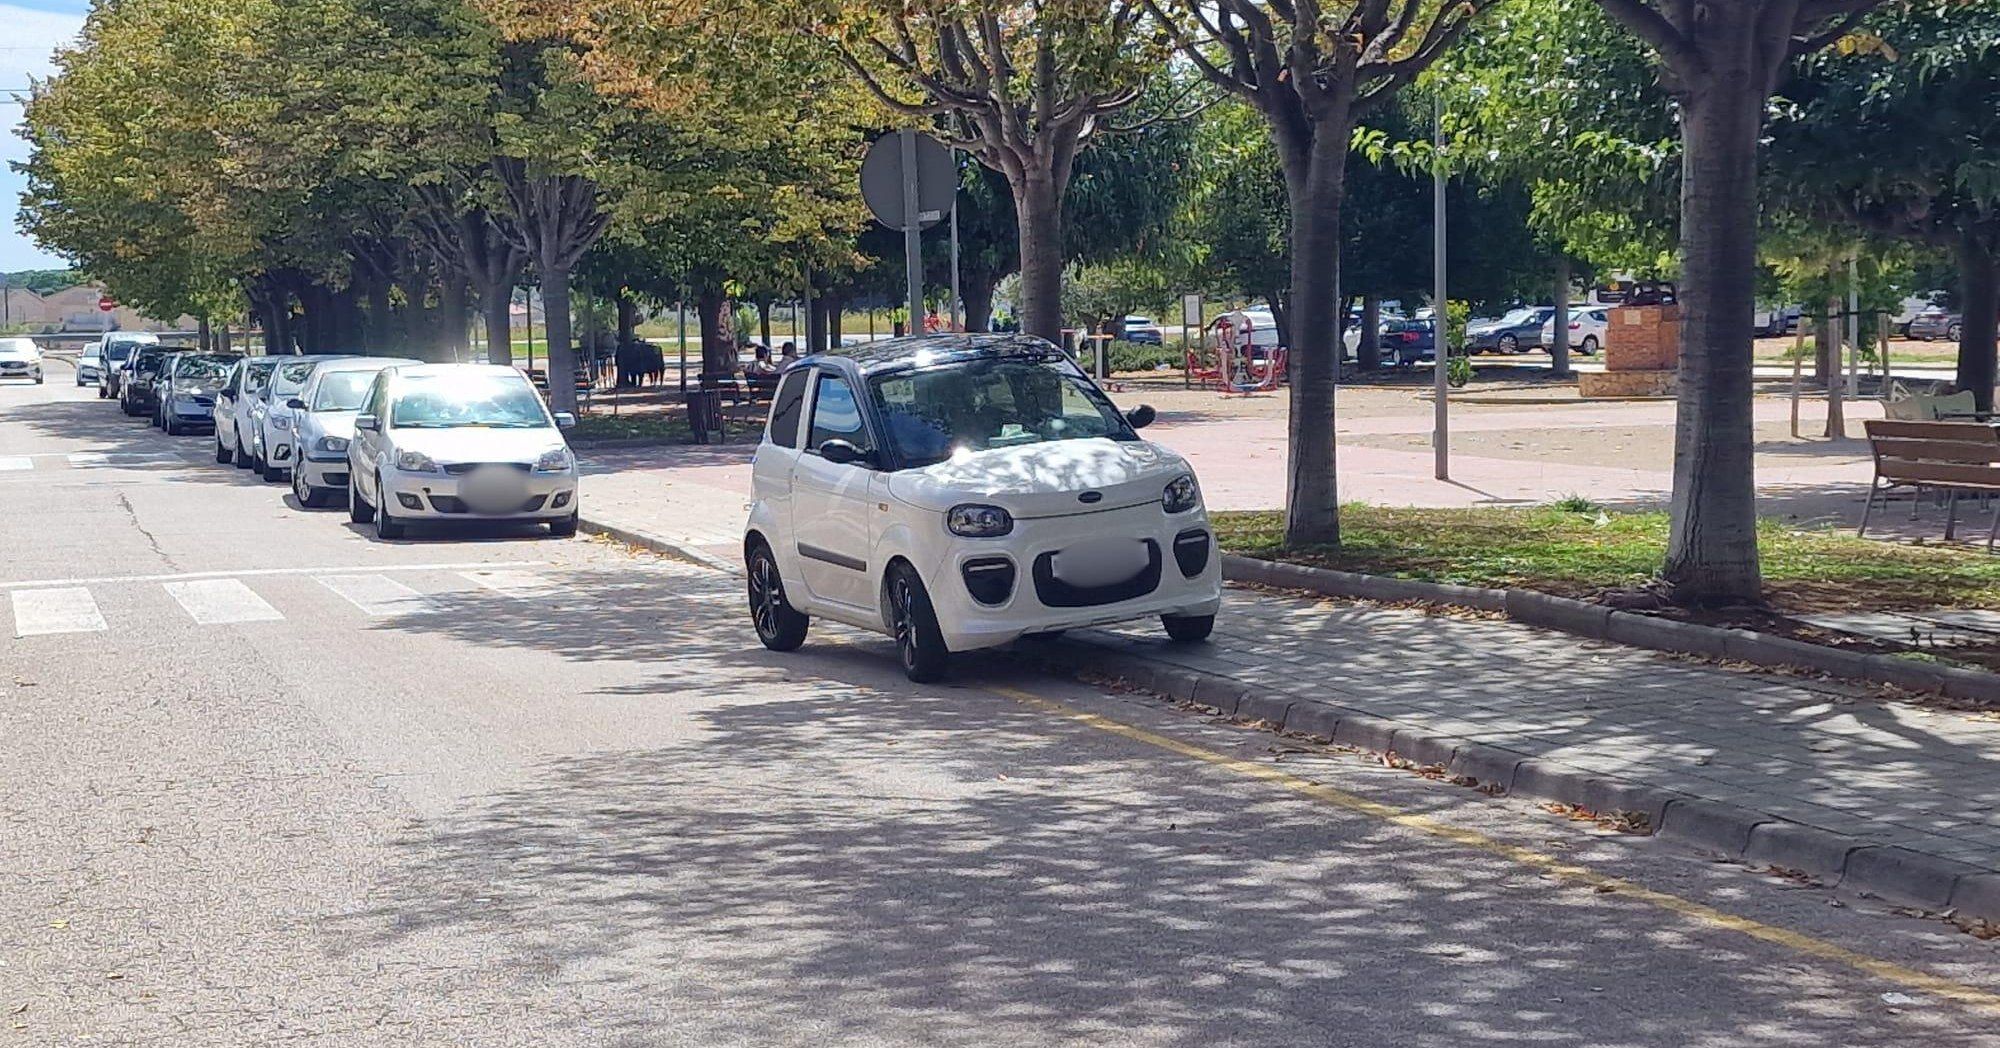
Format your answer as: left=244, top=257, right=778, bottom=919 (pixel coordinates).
left=577, top=516, right=741, bottom=574
left=1039, top=639, right=2000, bottom=925
left=1222, top=554, right=2000, bottom=704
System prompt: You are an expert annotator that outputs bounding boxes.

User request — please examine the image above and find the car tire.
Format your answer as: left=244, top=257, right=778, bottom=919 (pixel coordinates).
left=746, top=540, right=809, bottom=652
left=261, top=456, right=285, bottom=483
left=292, top=467, right=323, bottom=509
left=886, top=562, right=949, bottom=683
left=549, top=512, right=578, bottom=537
left=164, top=412, right=181, bottom=436
left=1581, top=335, right=1600, bottom=356
left=374, top=474, right=406, bottom=539
left=1499, top=334, right=1520, bottom=354
left=348, top=474, right=375, bottom=524
left=97, top=386, right=108, bottom=399
left=215, top=435, right=233, bottom=465
left=1163, top=613, right=1216, bottom=643
left=1950, top=323, right=1964, bottom=343
left=238, top=437, right=255, bottom=471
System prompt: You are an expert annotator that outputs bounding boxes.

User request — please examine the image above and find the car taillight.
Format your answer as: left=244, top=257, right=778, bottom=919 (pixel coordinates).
left=1569, top=321, right=1583, bottom=330
left=1400, top=332, right=1419, bottom=343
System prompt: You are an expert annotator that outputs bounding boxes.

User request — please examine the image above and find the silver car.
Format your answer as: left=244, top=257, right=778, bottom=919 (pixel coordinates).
left=0, top=338, right=43, bottom=384
left=249, top=356, right=354, bottom=482
left=347, top=364, right=580, bottom=539
left=286, top=357, right=418, bottom=508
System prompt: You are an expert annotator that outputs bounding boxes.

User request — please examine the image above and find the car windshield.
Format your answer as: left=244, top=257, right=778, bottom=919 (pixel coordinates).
left=244, top=360, right=280, bottom=393
left=1498, top=308, right=1540, bottom=324
left=0, top=339, right=36, bottom=360
left=175, top=356, right=235, bottom=383
left=390, top=372, right=549, bottom=429
left=313, top=370, right=379, bottom=411
left=133, top=350, right=166, bottom=373
left=869, top=356, right=1133, bottom=469
left=271, top=361, right=319, bottom=396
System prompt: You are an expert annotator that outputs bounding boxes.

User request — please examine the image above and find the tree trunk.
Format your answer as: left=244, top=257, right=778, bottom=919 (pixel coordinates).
left=1013, top=174, right=1064, bottom=344
left=616, top=295, right=638, bottom=346
left=1662, top=83, right=1765, bottom=604
left=963, top=276, right=998, bottom=333
left=697, top=289, right=736, bottom=376
left=1956, top=233, right=1998, bottom=412
left=541, top=268, right=578, bottom=414
left=807, top=297, right=829, bottom=355
left=1813, top=304, right=1833, bottom=385
left=197, top=315, right=212, bottom=353
left=1265, top=290, right=1292, bottom=356
left=1279, top=124, right=1351, bottom=547
left=756, top=297, right=774, bottom=353
left=218, top=324, right=232, bottom=355
left=364, top=274, right=392, bottom=353
left=1550, top=255, right=1572, bottom=377
left=436, top=274, right=469, bottom=362
left=1358, top=294, right=1382, bottom=371
left=483, top=284, right=514, bottom=365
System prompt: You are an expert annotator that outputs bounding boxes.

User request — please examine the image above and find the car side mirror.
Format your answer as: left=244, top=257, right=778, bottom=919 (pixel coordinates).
left=819, top=439, right=868, bottom=466
left=286, top=397, right=306, bottom=410
left=1126, top=404, right=1157, bottom=430
left=355, top=414, right=380, bottom=432
left=553, top=412, right=577, bottom=430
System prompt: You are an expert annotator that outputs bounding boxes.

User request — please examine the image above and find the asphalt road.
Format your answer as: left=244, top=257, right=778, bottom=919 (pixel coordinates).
left=4, top=367, right=2000, bottom=1046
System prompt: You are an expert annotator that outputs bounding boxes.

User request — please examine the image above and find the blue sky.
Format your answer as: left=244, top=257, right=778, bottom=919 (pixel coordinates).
left=2, top=0, right=88, bottom=272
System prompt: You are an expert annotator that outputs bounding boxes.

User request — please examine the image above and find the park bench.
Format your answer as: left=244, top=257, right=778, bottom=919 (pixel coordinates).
left=1860, top=419, right=2000, bottom=548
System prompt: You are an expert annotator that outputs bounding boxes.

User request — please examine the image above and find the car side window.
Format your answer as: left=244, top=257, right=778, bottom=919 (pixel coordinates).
left=807, top=372, right=869, bottom=453
left=360, top=374, right=388, bottom=419
left=767, top=369, right=809, bottom=448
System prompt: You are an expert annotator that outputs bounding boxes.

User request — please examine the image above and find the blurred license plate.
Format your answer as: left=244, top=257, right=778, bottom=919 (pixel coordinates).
left=462, top=467, right=527, bottom=512
left=1052, top=538, right=1149, bottom=588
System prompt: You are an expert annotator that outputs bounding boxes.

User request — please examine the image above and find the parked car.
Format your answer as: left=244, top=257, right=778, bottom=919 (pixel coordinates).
left=743, top=333, right=1223, bottom=682
left=286, top=356, right=419, bottom=507
left=1466, top=307, right=1554, bottom=354
left=155, top=352, right=241, bottom=435
left=249, top=355, right=351, bottom=481
left=0, top=338, right=43, bottom=384
left=1894, top=293, right=1947, bottom=335
left=1380, top=318, right=1436, bottom=367
left=346, top=363, right=580, bottom=539
left=119, top=345, right=171, bottom=417
left=213, top=357, right=283, bottom=466
left=97, top=332, right=160, bottom=400
left=1541, top=307, right=1609, bottom=355
left=1909, top=308, right=1963, bottom=342
left=148, top=352, right=185, bottom=428
left=75, top=346, right=103, bottom=387
left=1121, top=316, right=1165, bottom=345
left=1753, top=305, right=1802, bottom=337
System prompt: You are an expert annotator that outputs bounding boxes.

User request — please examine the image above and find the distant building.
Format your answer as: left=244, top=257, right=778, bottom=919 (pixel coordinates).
left=0, top=283, right=192, bottom=333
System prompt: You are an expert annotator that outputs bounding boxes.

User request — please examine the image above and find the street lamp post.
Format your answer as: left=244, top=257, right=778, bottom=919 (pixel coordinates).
left=1433, top=94, right=1450, bottom=482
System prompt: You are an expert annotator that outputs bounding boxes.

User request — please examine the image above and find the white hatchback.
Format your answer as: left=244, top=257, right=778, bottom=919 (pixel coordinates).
left=346, top=364, right=580, bottom=539
left=744, top=334, right=1223, bottom=682
left=1541, top=306, right=1609, bottom=356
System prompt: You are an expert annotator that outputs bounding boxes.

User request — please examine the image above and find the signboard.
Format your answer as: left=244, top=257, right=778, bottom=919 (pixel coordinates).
left=98, top=293, right=117, bottom=313
left=1182, top=293, right=1203, bottom=327
left=859, top=131, right=957, bottom=231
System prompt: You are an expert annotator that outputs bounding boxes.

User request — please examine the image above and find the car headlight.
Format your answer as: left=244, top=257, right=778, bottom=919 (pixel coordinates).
left=534, top=448, right=574, bottom=473
left=947, top=504, right=1014, bottom=538
left=271, top=414, right=291, bottom=431
left=175, top=382, right=202, bottom=395
left=396, top=450, right=440, bottom=473
left=316, top=436, right=349, bottom=455
left=1163, top=473, right=1201, bottom=514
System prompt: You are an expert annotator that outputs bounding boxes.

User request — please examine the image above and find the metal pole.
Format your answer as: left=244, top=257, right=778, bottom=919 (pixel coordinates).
left=803, top=263, right=815, bottom=354
left=525, top=286, right=535, bottom=374
left=1432, top=93, right=1450, bottom=482
left=1848, top=256, right=1864, bottom=400
left=899, top=129, right=924, bottom=335
left=677, top=300, right=688, bottom=394
left=949, top=152, right=963, bottom=331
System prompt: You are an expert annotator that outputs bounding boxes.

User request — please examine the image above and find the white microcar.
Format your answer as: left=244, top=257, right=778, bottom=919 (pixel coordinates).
left=744, top=334, right=1223, bottom=682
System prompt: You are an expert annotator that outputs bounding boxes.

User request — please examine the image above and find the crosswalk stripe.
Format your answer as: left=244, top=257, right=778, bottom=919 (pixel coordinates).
left=459, top=569, right=557, bottom=598
left=11, top=588, right=108, bottom=637
left=0, top=457, right=30, bottom=472
left=162, top=578, right=284, bottom=625
left=65, top=452, right=108, bottom=467
left=315, top=574, right=433, bottom=617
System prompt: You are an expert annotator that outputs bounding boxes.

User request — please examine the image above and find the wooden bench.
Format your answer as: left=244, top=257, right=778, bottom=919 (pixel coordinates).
left=1861, top=420, right=2000, bottom=547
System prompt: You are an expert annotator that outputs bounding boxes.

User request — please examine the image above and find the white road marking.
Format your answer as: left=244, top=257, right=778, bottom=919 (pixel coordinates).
left=66, top=453, right=109, bottom=466
left=0, top=457, right=31, bottom=472
left=162, top=578, right=284, bottom=625
left=11, top=588, right=108, bottom=637
left=0, top=560, right=545, bottom=591
left=316, top=574, right=435, bottom=618
left=460, top=569, right=558, bottom=598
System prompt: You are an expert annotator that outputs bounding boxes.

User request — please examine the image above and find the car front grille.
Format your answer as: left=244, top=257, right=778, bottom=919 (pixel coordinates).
left=443, top=462, right=532, bottom=476
left=1031, top=541, right=1162, bottom=608
left=428, top=494, right=548, bottom=515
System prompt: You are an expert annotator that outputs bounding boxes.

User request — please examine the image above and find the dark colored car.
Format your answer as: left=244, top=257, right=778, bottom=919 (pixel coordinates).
left=1383, top=318, right=1436, bottom=367
left=156, top=352, right=242, bottom=435
left=119, top=346, right=171, bottom=418
left=1908, top=309, right=1963, bottom=342
left=1466, top=307, right=1554, bottom=354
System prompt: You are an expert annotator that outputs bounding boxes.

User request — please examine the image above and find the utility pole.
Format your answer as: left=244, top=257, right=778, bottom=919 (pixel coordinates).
left=1432, top=93, right=1450, bottom=482
left=899, top=129, right=924, bottom=334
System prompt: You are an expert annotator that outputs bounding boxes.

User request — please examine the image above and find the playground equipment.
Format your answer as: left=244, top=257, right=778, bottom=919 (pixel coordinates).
left=1206, top=313, right=1287, bottom=394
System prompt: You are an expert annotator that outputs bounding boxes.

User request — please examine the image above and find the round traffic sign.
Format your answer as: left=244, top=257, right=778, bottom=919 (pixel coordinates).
left=859, top=131, right=958, bottom=231
left=97, top=293, right=116, bottom=312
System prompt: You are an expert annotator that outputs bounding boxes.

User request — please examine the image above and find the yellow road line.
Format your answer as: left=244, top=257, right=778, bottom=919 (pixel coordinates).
left=990, top=685, right=2000, bottom=1013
